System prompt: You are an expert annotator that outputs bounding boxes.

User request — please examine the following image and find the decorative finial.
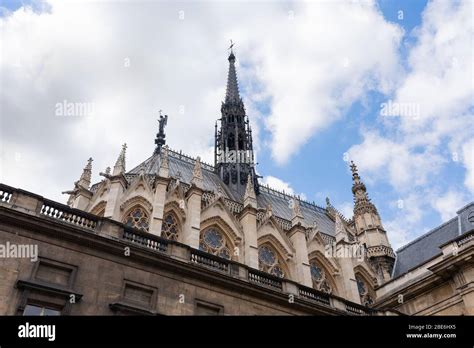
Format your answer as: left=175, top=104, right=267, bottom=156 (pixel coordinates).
left=326, top=197, right=331, bottom=206
left=113, top=143, right=127, bottom=175
left=350, top=160, right=358, bottom=176
left=77, top=157, right=93, bottom=189
left=192, top=156, right=203, bottom=188
left=244, top=173, right=257, bottom=208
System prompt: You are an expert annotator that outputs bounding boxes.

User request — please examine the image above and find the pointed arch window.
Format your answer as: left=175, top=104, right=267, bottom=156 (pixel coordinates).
left=258, top=245, right=285, bottom=278
left=199, top=228, right=232, bottom=260
left=123, top=206, right=150, bottom=232
left=355, top=274, right=374, bottom=306
left=161, top=212, right=179, bottom=241
left=310, top=261, right=332, bottom=294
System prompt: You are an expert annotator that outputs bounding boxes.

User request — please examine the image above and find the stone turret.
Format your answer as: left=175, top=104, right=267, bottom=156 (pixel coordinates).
left=350, top=161, right=395, bottom=282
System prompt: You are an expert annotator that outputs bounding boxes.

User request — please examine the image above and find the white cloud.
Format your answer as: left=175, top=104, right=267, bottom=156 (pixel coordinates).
left=347, top=0, right=473, bottom=240
left=462, top=139, right=474, bottom=194
left=260, top=175, right=294, bottom=195
left=336, top=201, right=353, bottom=219
left=384, top=194, right=426, bottom=249
left=0, top=0, right=405, bottom=203
left=246, top=1, right=403, bottom=164
left=432, top=190, right=466, bottom=222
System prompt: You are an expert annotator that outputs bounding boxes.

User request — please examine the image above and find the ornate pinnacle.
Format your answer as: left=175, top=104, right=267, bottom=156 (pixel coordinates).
left=113, top=143, right=127, bottom=175
left=349, top=160, right=378, bottom=216
left=158, top=145, right=169, bottom=177
left=291, top=196, right=305, bottom=228
left=77, top=157, right=93, bottom=189
left=292, top=196, right=303, bottom=219
left=191, top=156, right=203, bottom=188
left=243, top=173, right=257, bottom=208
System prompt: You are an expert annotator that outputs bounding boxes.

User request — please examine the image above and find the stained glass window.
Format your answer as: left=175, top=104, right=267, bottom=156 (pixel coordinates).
left=258, top=245, right=285, bottom=278
left=310, top=261, right=332, bottom=294
left=123, top=206, right=150, bottom=232
left=161, top=212, right=179, bottom=241
left=199, top=228, right=231, bottom=260
left=355, top=275, right=374, bottom=306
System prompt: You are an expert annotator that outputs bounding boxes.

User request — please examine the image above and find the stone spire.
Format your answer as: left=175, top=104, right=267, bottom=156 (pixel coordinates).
left=113, top=143, right=127, bottom=176
left=350, top=161, right=377, bottom=216
left=350, top=160, right=394, bottom=282
left=225, top=48, right=241, bottom=104
left=335, top=213, right=347, bottom=243
left=215, top=45, right=258, bottom=196
left=77, top=157, right=93, bottom=189
left=191, top=156, right=203, bottom=188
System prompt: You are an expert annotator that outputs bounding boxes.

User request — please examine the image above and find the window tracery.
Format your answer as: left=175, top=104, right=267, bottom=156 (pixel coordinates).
left=199, top=228, right=232, bottom=260
left=123, top=206, right=150, bottom=232
left=355, top=274, right=374, bottom=306
left=258, top=245, right=285, bottom=278
left=310, top=261, right=332, bottom=294
left=161, top=212, right=179, bottom=241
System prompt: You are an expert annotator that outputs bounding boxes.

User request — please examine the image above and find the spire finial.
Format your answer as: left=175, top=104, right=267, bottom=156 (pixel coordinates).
left=228, top=39, right=235, bottom=57
left=350, top=160, right=357, bottom=175
left=113, top=143, right=127, bottom=175
left=77, top=157, right=93, bottom=189
left=154, top=111, right=168, bottom=154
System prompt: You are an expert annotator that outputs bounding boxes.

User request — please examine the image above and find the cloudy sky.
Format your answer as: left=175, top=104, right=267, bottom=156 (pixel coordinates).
left=0, top=0, right=472, bottom=249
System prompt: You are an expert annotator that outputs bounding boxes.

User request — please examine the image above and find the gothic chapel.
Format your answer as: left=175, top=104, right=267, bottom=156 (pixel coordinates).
left=1, top=49, right=473, bottom=316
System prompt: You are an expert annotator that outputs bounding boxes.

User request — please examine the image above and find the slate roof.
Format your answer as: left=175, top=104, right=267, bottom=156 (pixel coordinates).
left=126, top=149, right=336, bottom=237
left=392, top=217, right=459, bottom=278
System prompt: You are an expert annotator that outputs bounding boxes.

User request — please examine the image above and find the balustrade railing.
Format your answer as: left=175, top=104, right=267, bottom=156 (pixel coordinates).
left=298, top=286, right=331, bottom=306
left=122, top=228, right=168, bottom=253
left=190, top=249, right=229, bottom=273
left=0, top=184, right=13, bottom=203
left=345, top=303, right=369, bottom=315
left=40, top=199, right=98, bottom=229
left=248, top=269, right=283, bottom=290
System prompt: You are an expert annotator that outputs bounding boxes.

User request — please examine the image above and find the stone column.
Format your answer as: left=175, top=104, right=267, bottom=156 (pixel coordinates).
left=149, top=176, right=169, bottom=236
left=239, top=206, right=259, bottom=268
left=288, top=226, right=312, bottom=287
left=182, top=186, right=203, bottom=248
